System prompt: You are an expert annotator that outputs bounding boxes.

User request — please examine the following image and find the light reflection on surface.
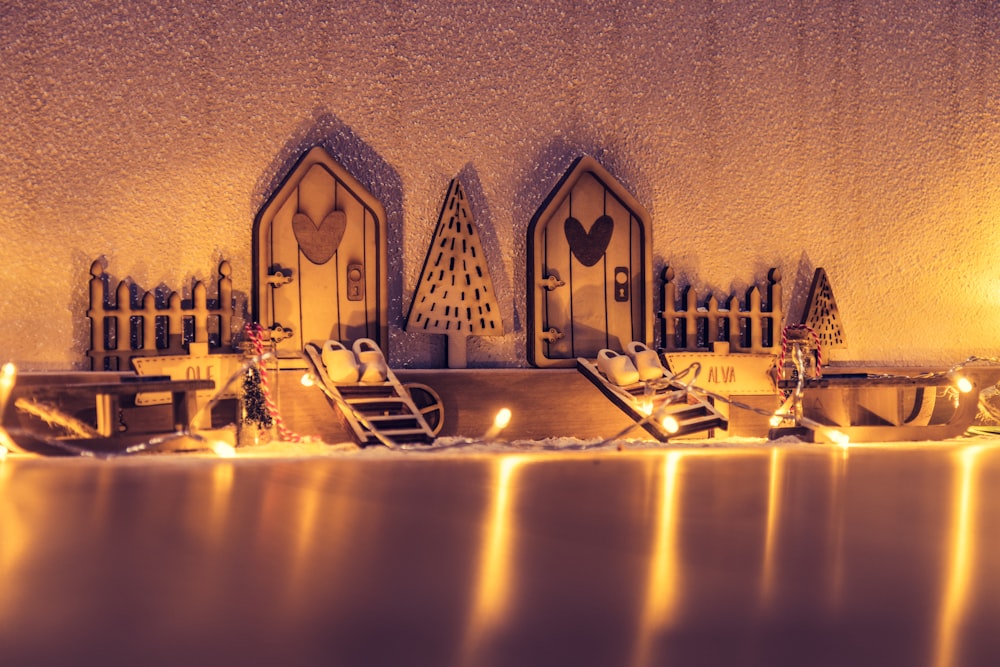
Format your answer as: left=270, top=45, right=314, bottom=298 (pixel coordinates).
left=760, top=446, right=785, bottom=608
left=826, top=445, right=849, bottom=611
left=459, top=455, right=525, bottom=665
left=202, top=461, right=235, bottom=558
left=2, top=444, right=1000, bottom=666
left=282, top=466, right=332, bottom=600
left=631, top=451, right=684, bottom=667
left=0, top=459, right=24, bottom=610
left=932, top=444, right=993, bottom=667
left=250, top=463, right=364, bottom=615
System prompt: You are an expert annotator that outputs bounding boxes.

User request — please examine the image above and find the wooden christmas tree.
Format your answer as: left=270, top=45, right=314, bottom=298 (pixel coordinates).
left=405, top=179, right=503, bottom=367
left=801, top=267, right=846, bottom=349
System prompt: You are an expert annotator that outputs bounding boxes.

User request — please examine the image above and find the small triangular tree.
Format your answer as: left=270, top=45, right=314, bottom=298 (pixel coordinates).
left=801, top=267, right=846, bottom=350
left=405, top=178, right=503, bottom=367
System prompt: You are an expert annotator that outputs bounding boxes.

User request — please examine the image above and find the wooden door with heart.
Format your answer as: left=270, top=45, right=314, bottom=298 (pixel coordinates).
left=253, top=146, right=387, bottom=368
left=527, top=156, right=653, bottom=367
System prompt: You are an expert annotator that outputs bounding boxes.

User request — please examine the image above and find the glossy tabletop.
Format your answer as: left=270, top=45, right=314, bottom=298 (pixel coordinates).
left=2, top=442, right=1000, bottom=666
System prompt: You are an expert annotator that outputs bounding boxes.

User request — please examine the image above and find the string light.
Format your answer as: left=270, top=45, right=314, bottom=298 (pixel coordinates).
left=660, top=415, right=680, bottom=434
left=483, top=408, right=513, bottom=441
left=0, top=362, right=16, bottom=460
left=768, top=395, right=795, bottom=428
left=0, top=362, right=15, bottom=409
left=637, top=382, right=656, bottom=417
left=828, top=430, right=851, bottom=447
left=948, top=372, right=974, bottom=394
left=4, top=349, right=1000, bottom=458
left=14, top=397, right=99, bottom=437
left=210, top=440, right=237, bottom=458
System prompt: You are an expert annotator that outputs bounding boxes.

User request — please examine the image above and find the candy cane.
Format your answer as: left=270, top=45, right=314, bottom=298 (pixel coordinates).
left=245, top=323, right=307, bottom=443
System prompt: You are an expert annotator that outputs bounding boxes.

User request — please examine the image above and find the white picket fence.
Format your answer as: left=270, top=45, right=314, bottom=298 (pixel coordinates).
left=87, top=260, right=235, bottom=370
left=659, top=267, right=783, bottom=354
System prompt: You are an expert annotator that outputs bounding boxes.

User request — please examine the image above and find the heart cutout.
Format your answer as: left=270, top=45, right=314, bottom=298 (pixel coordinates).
left=292, top=210, right=347, bottom=265
left=564, top=214, right=613, bottom=267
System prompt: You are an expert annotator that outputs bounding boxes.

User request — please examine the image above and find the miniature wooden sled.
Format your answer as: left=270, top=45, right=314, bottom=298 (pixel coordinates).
left=304, top=342, right=442, bottom=446
left=3, top=373, right=217, bottom=456
left=772, top=371, right=998, bottom=443
left=576, top=357, right=727, bottom=441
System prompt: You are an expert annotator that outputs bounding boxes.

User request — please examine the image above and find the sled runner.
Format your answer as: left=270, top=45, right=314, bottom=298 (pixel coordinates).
left=771, top=371, right=1000, bottom=443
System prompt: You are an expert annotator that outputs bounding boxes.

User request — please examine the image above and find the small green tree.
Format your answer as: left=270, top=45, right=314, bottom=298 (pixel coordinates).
left=241, top=365, right=273, bottom=429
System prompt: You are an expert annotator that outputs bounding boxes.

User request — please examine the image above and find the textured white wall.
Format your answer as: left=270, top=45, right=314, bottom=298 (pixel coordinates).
left=2, top=0, right=999, bottom=369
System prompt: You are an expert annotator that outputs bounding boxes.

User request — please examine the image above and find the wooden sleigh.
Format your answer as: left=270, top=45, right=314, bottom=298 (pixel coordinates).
left=772, top=369, right=1000, bottom=443
left=576, top=357, right=727, bottom=441
left=304, top=342, right=442, bottom=446
left=2, top=373, right=219, bottom=456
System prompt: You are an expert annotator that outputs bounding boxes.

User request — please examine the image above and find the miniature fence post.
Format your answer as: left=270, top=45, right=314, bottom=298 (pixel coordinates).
left=658, top=266, right=784, bottom=354
left=141, top=291, right=156, bottom=352
left=218, top=261, right=233, bottom=348
left=725, top=294, right=739, bottom=349
left=193, top=281, right=208, bottom=343
left=706, top=294, right=721, bottom=346
left=660, top=267, right=678, bottom=350
left=87, top=260, right=237, bottom=370
left=747, top=285, right=762, bottom=351
left=682, top=284, right=697, bottom=349
left=167, top=292, right=184, bottom=351
left=88, top=261, right=110, bottom=370
left=113, top=279, right=131, bottom=362
left=766, top=268, right=782, bottom=350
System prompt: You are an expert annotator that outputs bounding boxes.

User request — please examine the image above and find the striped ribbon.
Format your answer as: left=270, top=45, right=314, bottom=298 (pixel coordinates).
left=777, top=323, right=823, bottom=380
left=245, top=322, right=306, bottom=443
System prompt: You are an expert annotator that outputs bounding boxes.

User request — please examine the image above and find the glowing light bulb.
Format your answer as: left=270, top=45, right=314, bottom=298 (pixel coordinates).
left=0, top=424, right=18, bottom=459
left=210, top=441, right=236, bottom=458
left=0, top=362, right=15, bottom=409
left=300, top=373, right=316, bottom=387
left=955, top=376, right=973, bottom=394
left=638, top=400, right=654, bottom=417
left=769, top=404, right=792, bottom=427
left=828, top=429, right=850, bottom=447
left=660, top=415, right=680, bottom=434
left=483, top=407, right=513, bottom=440
left=494, top=408, right=512, bottom=430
